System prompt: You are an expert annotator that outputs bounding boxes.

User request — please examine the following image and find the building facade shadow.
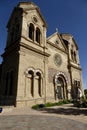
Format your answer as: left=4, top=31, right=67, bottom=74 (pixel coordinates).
left=38, top=105, right=87, bottom=116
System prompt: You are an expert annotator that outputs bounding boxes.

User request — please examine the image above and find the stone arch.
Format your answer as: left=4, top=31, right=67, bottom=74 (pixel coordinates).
left=24, top=67, right=35, bottom=77
left=29, top=23, right=34, bottom=40
left=28, top=70, right=34, bottom=97
left=36, top=72, right=41, bottom=97
left=36, top=27, right=41, bottom=44
left=54, top=72, right=68, bottom=100
left=72, top=79, right=81, bottom=99
left=35, top=69, right=43, bottom=77
left=24, top=67, right=35, bottom=97
left=55, top=71, right=68, bottom=84
left=74, top=51, right=77, bottom=62
left=24, top=68, right=43, bottom=98
left=35, top=69, right=43, bottom=97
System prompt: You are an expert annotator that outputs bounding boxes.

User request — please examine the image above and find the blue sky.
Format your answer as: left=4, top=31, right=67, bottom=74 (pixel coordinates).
left=0, top=0, right=87, bottom=89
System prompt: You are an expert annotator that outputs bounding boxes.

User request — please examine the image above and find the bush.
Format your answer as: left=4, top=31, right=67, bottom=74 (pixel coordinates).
left=83, top=101, right=87, bottom=107
left=32, top=104, right=40, bottom=109
left=73, top=97, right=87, bottom=108
left=62, top=100, right=70, bottom=104
left=45, top=102, right=54, bottom=107
left=73, top=100, right=81, bottom=107
left=32, top=100, right=71, bottom=109
left=84, top=89, right=87, bottom=98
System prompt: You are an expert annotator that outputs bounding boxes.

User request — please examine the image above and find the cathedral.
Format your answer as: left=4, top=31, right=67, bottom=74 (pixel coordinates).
left=0, top=2, right=84, bottom=107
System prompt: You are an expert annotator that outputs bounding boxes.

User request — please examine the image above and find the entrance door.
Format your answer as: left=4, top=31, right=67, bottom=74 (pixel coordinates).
left=56, top=76, right=67, bottom=99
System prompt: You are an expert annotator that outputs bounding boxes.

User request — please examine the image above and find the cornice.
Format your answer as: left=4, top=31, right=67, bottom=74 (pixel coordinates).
left=24, top=7, right=47, bottom=28
left=47, top=41, right=68, bottom=54
left=69, top=63, right=82, bottom=71
left=21, top=35, right=44, bottom=49
left=19, top=42, right=50, bottom=57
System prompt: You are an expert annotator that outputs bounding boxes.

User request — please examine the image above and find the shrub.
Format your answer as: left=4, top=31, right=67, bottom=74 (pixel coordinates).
left=83, top=101, right=87, bottom=107
left=62, top=99, right=70, bottom=104
left=32, top=104, right=40, bottom=109
left=32, top=100, right=71, bottom=109
left=73, top=96, right=87, bottom=108
left=45, top=102, right=54, bottom=107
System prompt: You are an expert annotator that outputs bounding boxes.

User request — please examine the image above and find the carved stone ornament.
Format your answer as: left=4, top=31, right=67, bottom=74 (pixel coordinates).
left=32, top=16, right=38, bottom=23
left=54, top=53, right=62, bottom=66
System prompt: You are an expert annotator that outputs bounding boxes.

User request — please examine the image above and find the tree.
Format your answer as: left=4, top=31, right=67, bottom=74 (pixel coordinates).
left=84, top=89, right=87, bottom=98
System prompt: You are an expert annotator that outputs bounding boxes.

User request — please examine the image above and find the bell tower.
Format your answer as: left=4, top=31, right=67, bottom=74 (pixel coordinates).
left=0, top=2, right=49, bottom=107
left=0, top=6, right=24, bottom=106
left=6, top=7, right=23, bottom=48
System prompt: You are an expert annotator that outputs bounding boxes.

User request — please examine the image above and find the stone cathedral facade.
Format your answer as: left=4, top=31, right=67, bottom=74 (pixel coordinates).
left=0, top=2, right=84, bottom=107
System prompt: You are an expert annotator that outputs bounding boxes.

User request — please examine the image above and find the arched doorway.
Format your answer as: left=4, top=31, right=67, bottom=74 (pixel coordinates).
left=55, top=73, right=68, bottom=100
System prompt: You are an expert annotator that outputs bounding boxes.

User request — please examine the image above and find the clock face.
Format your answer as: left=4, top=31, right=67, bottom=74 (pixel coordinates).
left=54, top=54, right=62, bottom=66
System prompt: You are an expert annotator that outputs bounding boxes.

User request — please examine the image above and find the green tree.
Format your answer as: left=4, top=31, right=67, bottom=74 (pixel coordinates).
left=84, top=89, right=87, bottom=98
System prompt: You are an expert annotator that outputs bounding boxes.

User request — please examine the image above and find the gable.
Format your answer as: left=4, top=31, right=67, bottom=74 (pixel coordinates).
left=72, top=38, right=78, bottom=50
left=26, top=9, right=46, bottom=28
left=61, top=34, right=78, bottom=50
left=47, top=32, right=67, bottom=51
left=19, top=2, right=47, bottom=28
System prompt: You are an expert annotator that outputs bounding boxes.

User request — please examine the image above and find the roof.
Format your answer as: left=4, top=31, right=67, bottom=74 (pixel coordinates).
left=61, top=33, right=78, bottom=50
left=47, top=31, right=68, bottom=51
left=18, top=2, right=47, bottom=27
left=7, top=2, right=47, bottom=28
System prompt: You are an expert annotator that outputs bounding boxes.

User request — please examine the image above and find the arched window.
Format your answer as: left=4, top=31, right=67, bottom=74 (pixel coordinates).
left=56, top=75, right=67, bottom=100
left=29, top=23, right=34, bottom=40
left=57, top=77, right=65, bottom=99
left=71, top=50, right=74, bottom=61
left=74, top=51, right=77, bottom=62
left=78, top=81, right=80, bottom=87
left=74, top=80, right=81, bottom=99
left=28, top=70, right=34, bottom=97
left=36, top=72, right=41, bottom=97
left=74, top=80, right=80, bottom=87
left=36, top=27, right=40, bottom=43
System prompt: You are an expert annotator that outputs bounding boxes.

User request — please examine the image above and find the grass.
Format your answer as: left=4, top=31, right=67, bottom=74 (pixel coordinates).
left=32, top=100, right=71, bottom=109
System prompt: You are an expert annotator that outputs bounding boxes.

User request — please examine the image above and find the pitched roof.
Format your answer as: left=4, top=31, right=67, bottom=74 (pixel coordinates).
left=7, top=2, right=47, bottom=28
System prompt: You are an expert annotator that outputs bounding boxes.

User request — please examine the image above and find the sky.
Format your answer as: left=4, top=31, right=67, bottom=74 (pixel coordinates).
left=0, top=0, right=87, bottom=89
